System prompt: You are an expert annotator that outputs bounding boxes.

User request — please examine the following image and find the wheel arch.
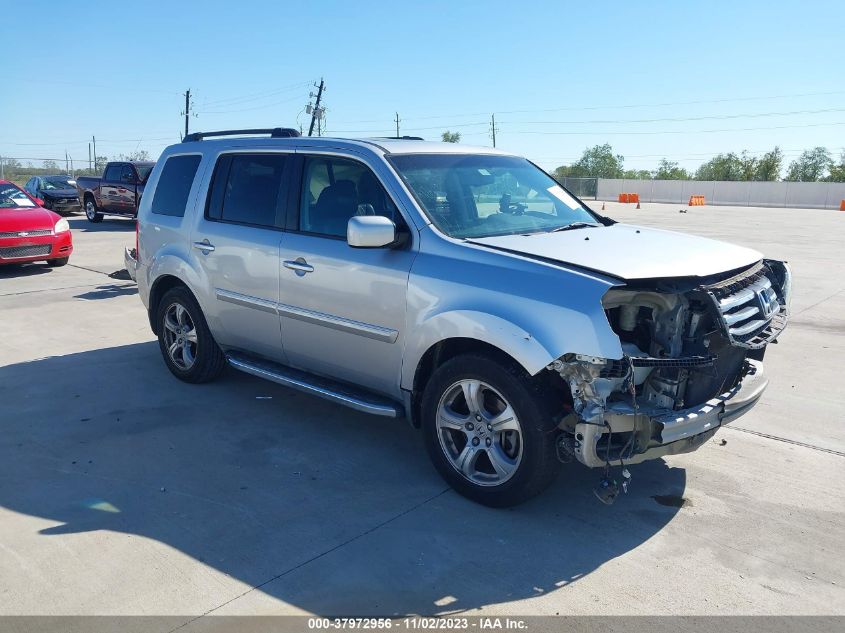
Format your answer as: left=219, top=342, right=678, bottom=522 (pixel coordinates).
left=406, top=334, right=546, bottom=429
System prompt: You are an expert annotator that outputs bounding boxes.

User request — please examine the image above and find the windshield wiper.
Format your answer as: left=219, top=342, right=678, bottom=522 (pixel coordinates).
left=549, top=221, right=601, bottom=233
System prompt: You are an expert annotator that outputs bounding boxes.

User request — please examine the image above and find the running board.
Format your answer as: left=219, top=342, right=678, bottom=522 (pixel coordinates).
left=226, top=352, right=403, bottom=418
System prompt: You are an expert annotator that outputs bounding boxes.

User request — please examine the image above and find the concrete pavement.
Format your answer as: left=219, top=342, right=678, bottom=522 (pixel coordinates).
left=0, top=207, right=843, bottom=618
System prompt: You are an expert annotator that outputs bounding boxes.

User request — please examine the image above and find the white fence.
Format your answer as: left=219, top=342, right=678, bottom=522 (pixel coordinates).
left=596, top=179, right=845, bottom=209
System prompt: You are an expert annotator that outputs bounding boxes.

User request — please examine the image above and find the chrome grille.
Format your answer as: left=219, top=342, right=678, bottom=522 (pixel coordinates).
left=0, top=229, right=52, bottom=238
left=0, top=244, right=52, bottom=259
left=705, top=265, right=787, bottom=349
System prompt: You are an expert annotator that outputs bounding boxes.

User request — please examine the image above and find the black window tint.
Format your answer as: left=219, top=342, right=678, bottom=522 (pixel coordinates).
left=209, top=154, right=287, bottom=228
left=120, top=165, right=135, bottom=182
left=300, top=156, right=401, bottom=238
left=151, top=155, right=201, bottom=217
left=104, top=164, right=121, bottom=181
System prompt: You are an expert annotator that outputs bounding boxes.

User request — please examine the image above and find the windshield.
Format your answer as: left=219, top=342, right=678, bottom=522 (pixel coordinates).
left=390, top=154, right=599, bottom=238
left=0, top=184, right=37, bottom=209
left=42, top=177, right=76, bottom=190
left=135, top=163, right=154, bottom=182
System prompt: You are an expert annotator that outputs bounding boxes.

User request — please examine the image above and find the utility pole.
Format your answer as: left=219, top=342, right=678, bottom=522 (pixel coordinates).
left=490, top=113, right=499, bottom=148
left=92, top=136, right=97, bottom=172
left=183, top=89, right=192, bottom=137
left=65, top=151, right=69, bottom=174
left=394, top=112, right=401, bottom=137
left=308, top=79, right=325, bottom=137
left=88, top=143, right=92, bottom=171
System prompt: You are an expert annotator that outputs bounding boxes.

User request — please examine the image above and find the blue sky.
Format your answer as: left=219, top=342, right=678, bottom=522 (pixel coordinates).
left=2, top=0, right=843, bottom=172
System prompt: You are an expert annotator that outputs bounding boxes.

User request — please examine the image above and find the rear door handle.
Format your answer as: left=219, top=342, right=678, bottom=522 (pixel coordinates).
left=283, top=259, right=314, bottom=274
left=193, top=240, right=215, bottom=253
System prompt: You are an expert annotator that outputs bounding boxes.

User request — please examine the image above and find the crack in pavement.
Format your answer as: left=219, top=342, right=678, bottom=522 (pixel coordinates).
left=168, top=487, right=451, bottom=631
left=725, top=426, right=845, bottom=457
left=795, top=289, right=844, bottom=316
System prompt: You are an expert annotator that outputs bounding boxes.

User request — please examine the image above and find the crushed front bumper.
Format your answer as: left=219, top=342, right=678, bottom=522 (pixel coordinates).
left=575, top=359, right=768, bottom=467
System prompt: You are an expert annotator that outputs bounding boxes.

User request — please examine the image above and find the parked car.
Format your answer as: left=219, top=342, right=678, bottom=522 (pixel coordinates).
left=129, top=129, right=790, bottom=507
left=76, top=161, right=155, bottom=223
left=0, top=180, right=73, bottom=267
left=23, top=175, right=81, bottom=215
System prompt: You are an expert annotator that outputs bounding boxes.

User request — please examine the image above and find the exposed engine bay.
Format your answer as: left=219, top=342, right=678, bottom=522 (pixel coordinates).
left=548, top=259, right=791, bottom=492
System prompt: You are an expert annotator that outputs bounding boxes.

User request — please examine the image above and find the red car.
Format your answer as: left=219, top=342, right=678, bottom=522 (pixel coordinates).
left=0, top=180, right=73, bottom=267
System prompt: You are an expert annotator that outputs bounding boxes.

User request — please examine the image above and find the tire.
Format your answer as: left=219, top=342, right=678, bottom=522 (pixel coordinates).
left=47, top=257, right=69, bottom=267
left=156, top=286, right=226, bottom=384
left=421, top=353, right=561, bottom=507
left=85, top=198, right=103, bottom=223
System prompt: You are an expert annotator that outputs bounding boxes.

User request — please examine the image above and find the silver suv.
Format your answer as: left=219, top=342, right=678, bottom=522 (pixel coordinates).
left=131, top=128, right=790, bottom=506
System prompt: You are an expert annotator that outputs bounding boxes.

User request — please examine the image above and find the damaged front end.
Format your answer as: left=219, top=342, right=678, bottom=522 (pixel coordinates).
left=551, top=259, right=790, bottom=469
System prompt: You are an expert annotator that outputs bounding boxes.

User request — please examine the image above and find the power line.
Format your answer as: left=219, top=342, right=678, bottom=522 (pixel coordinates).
left=198, top=93, right=305, bottom=115
left=200, top=81, right=311, bottom=108
left=327, top=90, right=845, bottom=125
left=511, top=121, right=845, bottom=135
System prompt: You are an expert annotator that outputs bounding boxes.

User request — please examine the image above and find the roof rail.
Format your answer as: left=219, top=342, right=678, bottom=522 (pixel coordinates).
left=374, top=136, right=425, bottom=141
left=182, top=128, right=301, bottom=143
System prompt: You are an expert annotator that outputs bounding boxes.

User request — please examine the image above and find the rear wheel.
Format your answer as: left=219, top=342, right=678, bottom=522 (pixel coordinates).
left=85, top=198, right=103, bottom=223
left=156, top=286, right=226, bottom=383
left=47, top=257, right=69, bottom=267
left=421, top=353, right=561, bottom=507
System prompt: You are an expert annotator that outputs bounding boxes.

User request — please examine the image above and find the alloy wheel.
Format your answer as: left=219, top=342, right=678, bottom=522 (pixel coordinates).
left=436, top=379, right=523, bottom=486
left=162, top=302, right=198, bottom=370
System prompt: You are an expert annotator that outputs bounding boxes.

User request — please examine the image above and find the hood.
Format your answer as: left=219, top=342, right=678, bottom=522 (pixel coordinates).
left=0, top=207, right=58, bottom=232
left=41, top=188, right=79, bottom=198
left=468, top=223, right=762, bottom=281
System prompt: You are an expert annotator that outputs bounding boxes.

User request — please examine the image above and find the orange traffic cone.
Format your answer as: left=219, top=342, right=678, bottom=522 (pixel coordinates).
left=636, top=201, right=641, bottom=209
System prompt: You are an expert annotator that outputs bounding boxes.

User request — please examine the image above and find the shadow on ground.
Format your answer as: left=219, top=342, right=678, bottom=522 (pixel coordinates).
left=0, top=262, right=54, bottom=279
left=74, top=283, right=138, bottom=300
left=68, top=217, right=134, bottom=232
left=0, top=343, right=686, bottom=615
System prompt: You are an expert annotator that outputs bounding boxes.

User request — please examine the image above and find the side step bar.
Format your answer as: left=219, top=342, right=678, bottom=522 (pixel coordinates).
left=226, top=352, right=403, bottom=418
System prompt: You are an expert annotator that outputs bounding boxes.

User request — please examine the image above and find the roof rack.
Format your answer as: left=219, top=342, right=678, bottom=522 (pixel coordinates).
left=182, top=128, right=301, bottom=143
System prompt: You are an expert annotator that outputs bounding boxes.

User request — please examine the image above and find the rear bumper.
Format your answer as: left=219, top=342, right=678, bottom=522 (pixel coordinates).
left=576, top=359, right=767, bottom=467
left=124, top=247, right=138, bottom=282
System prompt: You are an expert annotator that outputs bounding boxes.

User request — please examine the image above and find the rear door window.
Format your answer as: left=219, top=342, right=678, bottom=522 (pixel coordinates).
left=150, top=155, right=202, bottom=217
left=104, top=164, right=121, bottom=182
left=206, top=153, right=289, bottom=228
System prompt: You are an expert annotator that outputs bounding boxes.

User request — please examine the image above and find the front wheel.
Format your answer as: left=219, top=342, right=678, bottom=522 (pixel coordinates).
left=85, top=199, right=103, bottom=223
left=421, top=353, right=561, bottom=507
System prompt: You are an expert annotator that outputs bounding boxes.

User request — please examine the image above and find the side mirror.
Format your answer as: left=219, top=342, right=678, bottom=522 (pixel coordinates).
left=347, top=215, right=397, bottom=248
left=34, top=198, right=45, bottom=207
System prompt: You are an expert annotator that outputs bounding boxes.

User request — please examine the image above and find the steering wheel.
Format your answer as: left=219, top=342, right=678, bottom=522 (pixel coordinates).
left=499, top=194, right=526, bottom=215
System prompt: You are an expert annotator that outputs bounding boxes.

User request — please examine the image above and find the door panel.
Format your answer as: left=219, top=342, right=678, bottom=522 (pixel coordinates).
left=193, top=221, right=285, bottom=362
left=101, top=164, right=122, bottom=212
left=277, top=154, right=415, bottom=397
left=191, top=152, right=291, bottom=363
left=278, top=234, right=413, bottom=396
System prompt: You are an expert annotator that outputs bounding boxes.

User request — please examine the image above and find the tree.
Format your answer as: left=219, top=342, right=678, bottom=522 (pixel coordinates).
left=118, top=150, right=151, bottom=161
left=441, top=131, right=461, bottom=143
left=754, top=147, right=783, bottom=181
left=827, top=151, right=845, bottom=182
left=622, top=169, right=653, bottom=180
left=553, top=143, right=624, bottom=179
left=738, top=151, right=758, bottom=181
left=654, top=159, right=690, bottom=180
left=785, top=147, right=832, bottom=182
left=695, top=153, right=744, bottom=181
